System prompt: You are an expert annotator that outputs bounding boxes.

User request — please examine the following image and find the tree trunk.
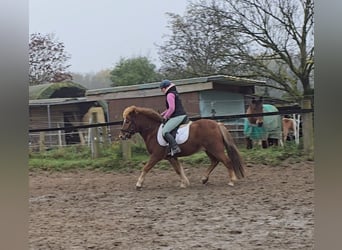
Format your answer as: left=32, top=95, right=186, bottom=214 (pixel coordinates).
left=302, top=98, right=314, bottom=158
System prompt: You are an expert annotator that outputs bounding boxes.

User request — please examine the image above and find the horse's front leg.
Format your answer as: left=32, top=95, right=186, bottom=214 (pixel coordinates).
left=168, top=157, right=190, bottom=188
left=136, top=156, right=160, bottom=190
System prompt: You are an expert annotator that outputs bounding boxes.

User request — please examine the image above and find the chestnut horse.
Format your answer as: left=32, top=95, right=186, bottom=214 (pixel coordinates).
left=283, top=117, right=296, bottom=142
left=119, top=105, right=245, bottom=189
left=244, top=97, right=283, bottom=149
left=282, top=115, right=301, bottom=144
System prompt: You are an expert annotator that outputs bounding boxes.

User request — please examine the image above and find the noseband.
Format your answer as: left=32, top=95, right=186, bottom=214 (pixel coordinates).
left=121, top=119, right=136, bottom=135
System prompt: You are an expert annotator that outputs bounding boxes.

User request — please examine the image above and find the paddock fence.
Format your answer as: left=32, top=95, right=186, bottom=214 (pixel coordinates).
left=29, top=104, right=314, bottom=159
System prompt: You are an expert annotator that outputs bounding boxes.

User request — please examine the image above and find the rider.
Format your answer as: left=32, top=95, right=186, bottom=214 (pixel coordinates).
left=159, top=79, right=187, bottom=156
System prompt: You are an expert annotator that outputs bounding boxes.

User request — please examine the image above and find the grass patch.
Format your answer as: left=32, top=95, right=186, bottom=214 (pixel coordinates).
left=29, top=141, right=310, bottom=172
left=239, top=142, right=305, bottom=166
left=29, top=143, right=148, bottom=172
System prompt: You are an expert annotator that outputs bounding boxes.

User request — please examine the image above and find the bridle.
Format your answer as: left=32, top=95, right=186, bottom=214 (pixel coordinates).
left=120, top=118, right=137, bottom=136
left=121, top=116, right=158, bottom=136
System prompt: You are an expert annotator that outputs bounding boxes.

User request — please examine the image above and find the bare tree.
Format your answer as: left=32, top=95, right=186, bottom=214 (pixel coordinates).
left=29, top=33, right=72, bottom=85
left=159, top=0, right=314, bottom=102
left=157, top=4, right=246, bottom=79
left=201, top=0, right=314, bottom=102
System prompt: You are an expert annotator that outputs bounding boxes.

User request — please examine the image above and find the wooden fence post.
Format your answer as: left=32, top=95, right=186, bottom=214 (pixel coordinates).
left=121, top=140, right=131, bottom=160
left=102, top=126, right=109, bottom=147
left=78, top=130, right=86, bottom=145
left=91, top=112, right=100, bottom=158
left=39, top=132, right=45, bottom=152
left=57, top=124, right=63, bottom=148
left=302, top=98, right=314, bottom=158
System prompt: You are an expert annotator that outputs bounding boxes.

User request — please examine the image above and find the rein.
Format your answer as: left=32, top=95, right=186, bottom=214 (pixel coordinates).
left=121, top=117, right=159, bottom=135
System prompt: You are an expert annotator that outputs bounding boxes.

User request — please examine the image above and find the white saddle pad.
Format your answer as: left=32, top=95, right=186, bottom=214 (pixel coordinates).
left=157, top=122, right=191, bottom=146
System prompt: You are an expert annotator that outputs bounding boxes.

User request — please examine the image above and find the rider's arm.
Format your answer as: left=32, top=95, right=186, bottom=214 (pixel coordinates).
left=162, top=93, right=176, bottom=119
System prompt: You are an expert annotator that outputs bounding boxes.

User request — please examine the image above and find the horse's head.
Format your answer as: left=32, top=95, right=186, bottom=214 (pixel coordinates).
left=247, top=97, right=264, bottom=127
left=119, top=105, right=163, bottom=140
left=119, top=106, right=138, bottom=140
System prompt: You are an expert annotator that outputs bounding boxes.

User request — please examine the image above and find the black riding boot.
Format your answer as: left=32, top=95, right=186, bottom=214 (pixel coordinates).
left=164, top=132, right=181, bottom=156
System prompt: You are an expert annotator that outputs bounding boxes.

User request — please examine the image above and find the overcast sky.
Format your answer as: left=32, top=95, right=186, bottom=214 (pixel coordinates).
left=29, top=0, right=189, bottom=74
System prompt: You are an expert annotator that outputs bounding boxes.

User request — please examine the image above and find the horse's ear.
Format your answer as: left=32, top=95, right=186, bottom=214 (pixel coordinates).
left=123, top=105, right=138, bottom=119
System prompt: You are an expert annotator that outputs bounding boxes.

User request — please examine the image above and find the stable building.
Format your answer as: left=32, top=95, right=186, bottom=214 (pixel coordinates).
left=29, top=82, right=106, bottom=150
left=86, top=75, right=266, bottom=140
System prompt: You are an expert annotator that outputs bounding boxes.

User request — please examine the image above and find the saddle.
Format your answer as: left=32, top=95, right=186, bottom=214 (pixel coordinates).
left=157, top=117, right=191, bottom=146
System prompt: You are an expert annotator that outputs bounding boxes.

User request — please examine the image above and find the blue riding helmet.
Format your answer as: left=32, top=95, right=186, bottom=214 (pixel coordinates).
left=160, top=79, right=171, bottom=89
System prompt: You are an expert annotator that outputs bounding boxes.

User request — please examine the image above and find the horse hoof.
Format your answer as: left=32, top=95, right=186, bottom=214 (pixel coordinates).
left=202, top=177, right=208, bottom=184
left=136, top=185, right=142, bottom=191
left=202, top=176, right=209, bottom=184
left=228, top=182, right=235, bottom=187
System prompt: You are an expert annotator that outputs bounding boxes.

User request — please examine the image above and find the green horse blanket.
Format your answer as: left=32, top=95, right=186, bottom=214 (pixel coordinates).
left=243, top=104, right=282, bottom=141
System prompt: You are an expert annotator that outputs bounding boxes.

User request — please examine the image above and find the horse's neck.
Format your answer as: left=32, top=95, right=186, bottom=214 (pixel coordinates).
left=140, top=127, right=157, bottom=142
left=138, top=120, right=159, bottom=141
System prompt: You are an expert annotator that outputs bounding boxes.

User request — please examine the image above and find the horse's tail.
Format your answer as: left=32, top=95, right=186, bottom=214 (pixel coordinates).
left=218, top=123, right=245, bottom=179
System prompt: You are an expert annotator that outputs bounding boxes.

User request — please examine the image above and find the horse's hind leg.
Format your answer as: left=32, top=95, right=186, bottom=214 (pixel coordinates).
left=261, top=140, right=268, bottom=148
left=212, top=152, right=237, bottom=186
left=246, top=137, right=253, bottom=149
left=225, top=159, right=238, bottom=186
left=168, top=157, right=190, bottom=188
left=202, top=151, right=219, bottom=184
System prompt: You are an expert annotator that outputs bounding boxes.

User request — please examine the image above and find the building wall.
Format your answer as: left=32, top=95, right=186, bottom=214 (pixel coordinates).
left=106, top=89, right=249, bottom=141
left=199, top=90, right=245, bottom=119
left=29, top=106, right=66, bottom=149
left=29, top=103, right=95, bottom=149
left=198, top=90, right=247, bottom=145
left=107, top=92, right=200, bottom=138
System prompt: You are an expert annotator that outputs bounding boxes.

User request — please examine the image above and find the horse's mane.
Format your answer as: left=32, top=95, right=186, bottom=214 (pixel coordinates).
left=123, top=105, right=163, bottom=122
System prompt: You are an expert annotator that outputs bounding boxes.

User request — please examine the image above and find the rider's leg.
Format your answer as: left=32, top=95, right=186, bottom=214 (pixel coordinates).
left=162, top=115, right=186, bottom=156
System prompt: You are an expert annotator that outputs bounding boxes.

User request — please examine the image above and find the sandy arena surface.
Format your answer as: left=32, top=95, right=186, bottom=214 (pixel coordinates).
left=29, top=161, right=314, bottom=249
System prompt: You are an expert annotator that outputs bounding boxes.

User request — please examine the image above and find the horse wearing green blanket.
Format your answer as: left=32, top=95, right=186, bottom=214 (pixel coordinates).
left=244, top=97, right=282, bottom=149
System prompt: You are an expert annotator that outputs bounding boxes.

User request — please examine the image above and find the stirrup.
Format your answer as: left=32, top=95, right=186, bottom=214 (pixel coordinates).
left=168, top=146, right=181, bottom=156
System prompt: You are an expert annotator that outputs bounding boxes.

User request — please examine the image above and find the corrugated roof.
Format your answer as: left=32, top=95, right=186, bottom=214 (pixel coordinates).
left=29, top=97, right=108, bottom=114
left=29, top=82, right=87, bottom=100
left=86, top=75, right=265, bottom=96
left=29, top=97, right=90, bottom=106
